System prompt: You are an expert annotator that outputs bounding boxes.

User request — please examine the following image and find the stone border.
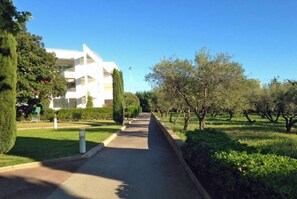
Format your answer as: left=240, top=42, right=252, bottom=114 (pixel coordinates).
left=0, top=125, right=127, bottom=173
left=151, top=113, right=211, bottom=199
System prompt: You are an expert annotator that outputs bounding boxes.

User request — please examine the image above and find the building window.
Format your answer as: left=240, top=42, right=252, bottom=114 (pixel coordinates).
left=68, top=98, right=77, bottom=108
left=56, top=63, right=74, bottom=72
left=53, top=99, right=62, bottom=108
left=66, top=78, right=76, bottom=92
left=104, top=84, right=112, bottom=92
left=104, top=100, right=112, bottom=107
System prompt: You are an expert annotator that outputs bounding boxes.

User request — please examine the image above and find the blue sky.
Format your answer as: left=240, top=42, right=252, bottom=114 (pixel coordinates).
left=14, top=0, right=297, bottom=92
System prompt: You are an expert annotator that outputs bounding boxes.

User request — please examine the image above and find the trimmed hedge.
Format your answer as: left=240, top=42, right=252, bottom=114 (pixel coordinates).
left=125, top=106, right=141, bottom=118
left=56, top=107, right=112, bottom=121
left=40, top=108, right=56, bottom=122
left=183, top=129, right=297, bottom=198
left=0, top=31, right=17, bottom=153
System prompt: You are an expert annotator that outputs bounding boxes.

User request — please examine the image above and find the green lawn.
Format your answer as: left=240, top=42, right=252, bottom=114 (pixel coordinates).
left=17, top=120, right=116, bottom=129
left=159, top=113, right=297, bottom=158
left=0, top=120, right=121, bottom=167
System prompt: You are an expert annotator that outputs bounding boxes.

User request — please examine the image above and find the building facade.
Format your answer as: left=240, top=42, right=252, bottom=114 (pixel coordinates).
left=46, top=44, right=117, bottom=110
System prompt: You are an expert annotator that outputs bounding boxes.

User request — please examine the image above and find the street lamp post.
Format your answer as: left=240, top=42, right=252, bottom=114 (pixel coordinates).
left=129, top=66, right=132, bottom=93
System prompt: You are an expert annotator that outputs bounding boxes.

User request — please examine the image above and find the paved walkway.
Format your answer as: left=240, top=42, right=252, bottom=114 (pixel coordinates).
left=47, top=113, right=202, bottom=199
left=0, top=113, right=202, bottom=199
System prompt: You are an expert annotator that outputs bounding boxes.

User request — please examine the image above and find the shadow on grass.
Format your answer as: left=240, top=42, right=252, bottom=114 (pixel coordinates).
left=214, top=125, right=286, bottom=134
left=56, top=127, right=119, bottom=133
left=0, top=113, right=202, bottom=199
left=75, top=121, right=116, bottom=126
left=7, top=137, right=98, bottom=162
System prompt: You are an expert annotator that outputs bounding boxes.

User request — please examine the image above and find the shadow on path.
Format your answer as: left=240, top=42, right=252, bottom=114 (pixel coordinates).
left=0, top=113, right=202, bottom=199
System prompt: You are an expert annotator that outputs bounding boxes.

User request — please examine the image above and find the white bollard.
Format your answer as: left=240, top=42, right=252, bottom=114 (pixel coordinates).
left=53, top=114, right=58, bottom=129
left=79, top=129, right=86, bottom=153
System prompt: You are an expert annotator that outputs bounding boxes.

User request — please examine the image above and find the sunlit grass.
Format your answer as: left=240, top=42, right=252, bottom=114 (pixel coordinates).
left=0, top=120, right=121, bottom=167
left=158, top=113, right=297, bottom=158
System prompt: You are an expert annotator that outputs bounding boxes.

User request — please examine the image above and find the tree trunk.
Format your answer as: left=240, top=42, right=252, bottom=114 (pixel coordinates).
left=227, top=110, right=234, bottom=121
left=174, top=110, right=182, bottom=124
left=165, top=109, right=170, bottom=118
left=243, top=110, right=255, bottom=124
left=267, top=110, right=280, bottom=123
left=284, top=117, right=297, bottom=133
left=199, top=118, right=205, bottom=130
left=192, top=107, right=207, bottom=130
left=169, top=111, right=173, bottom=123
left=183, top=110, right=191, bottom=131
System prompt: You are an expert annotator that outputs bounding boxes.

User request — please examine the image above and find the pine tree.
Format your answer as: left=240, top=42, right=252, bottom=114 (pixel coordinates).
left=112, top=69, right=124, bottom=125
left=0, top=31, right=17, bottom=153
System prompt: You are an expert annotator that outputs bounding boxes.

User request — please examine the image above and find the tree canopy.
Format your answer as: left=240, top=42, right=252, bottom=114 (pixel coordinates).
left=16, top=30, right=66, bottom=118
left=0, top=0, right=31, bottom=35
left=146, top=49, right=245, bottom=129
left=124, top=92, right=140, bottom=107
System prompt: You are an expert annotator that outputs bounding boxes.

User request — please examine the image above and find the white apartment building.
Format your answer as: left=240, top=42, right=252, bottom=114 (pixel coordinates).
left=46, top=44, right=118, bottom=110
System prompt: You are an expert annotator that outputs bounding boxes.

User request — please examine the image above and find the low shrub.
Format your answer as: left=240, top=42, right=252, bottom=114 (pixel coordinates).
left=57, top=107, right=112, bottom=121
left=125, top=106, right=141, bottom=118
left=41, top=108, right=56, bottom=122
left=183, top=129, right=297, bottom=198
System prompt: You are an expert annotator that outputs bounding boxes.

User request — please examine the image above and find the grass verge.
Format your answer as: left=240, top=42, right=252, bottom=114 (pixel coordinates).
left=159, top=113, right=297, bottom=158
left=1, top=121, right=120, bottom=167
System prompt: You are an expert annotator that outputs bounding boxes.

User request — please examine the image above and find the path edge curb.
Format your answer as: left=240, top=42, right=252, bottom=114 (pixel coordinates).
left=151, top=113, right=211, bottom=199
left=0, top=124, right=128, bottom=173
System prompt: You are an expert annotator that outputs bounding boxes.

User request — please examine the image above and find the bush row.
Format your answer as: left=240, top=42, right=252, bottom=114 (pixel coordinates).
left=56, top=108, right=113, bottom=121
left=40, top=106, right=142, bottom=121
left=125, top=106, right=142, bottom=118
left=183, top=129, right=297, bottom=198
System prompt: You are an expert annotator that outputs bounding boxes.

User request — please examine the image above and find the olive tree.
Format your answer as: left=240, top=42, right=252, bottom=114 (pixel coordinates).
left=276, top=81, right=297, bottom=133
left=146, top=49, right=245, bottom=130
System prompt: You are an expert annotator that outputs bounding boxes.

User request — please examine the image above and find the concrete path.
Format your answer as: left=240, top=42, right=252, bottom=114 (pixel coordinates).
left=47, top=113, right=202, bottom=199
left=0, top=159, right=86, bottom=199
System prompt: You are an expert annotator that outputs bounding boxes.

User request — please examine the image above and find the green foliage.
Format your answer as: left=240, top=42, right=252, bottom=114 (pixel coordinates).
left=16, top=30, right=66, bottom=118
left=124, top=92, right=140, bottom=107
left=0, top=31, right=17, bottom=153
left=183, top=129, right=297, bottom=198
left=15, top=30, right=66, bottom=118
left=125, top=106, right=141, bottom=118
left=276, top=82, right=297, bottom=132
left=40, top=108, right=56, bottom=122
left=86, top=93, right=94, bottom=108
left=0, top=0, right=31, bottom=35
left=254, top=78, right=282, bottom=122
left=1, top=124, right=119, bottom=167
left=57, top=108, right=112, bottom=121
left=112, top=69, right=124, bottom=124
left=146, top=50, right=246, bottom=129
left=135, top=91, right=153, bottom=112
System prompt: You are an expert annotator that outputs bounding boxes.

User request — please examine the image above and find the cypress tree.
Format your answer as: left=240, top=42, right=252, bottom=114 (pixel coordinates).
left=112, top=69, right=124, bottom=125
left=0, top=31, right=17, bottom=153
left=86, top=92, right=93, bottom=108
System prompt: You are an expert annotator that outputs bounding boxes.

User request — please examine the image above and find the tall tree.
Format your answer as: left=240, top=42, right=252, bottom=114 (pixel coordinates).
left=146, top=49, right=245, bottom=130
left=0, top=0, right=31, bottom=35
left=124, top=92, right=140, bottom=107
left=136, top=91, right=153, bottom=112
left=16, top=30, right=66, bottom=118
left=0, top=0, right=30, bottom=153
left=276, top=81, right=297, bottom=133
left=241, top=78, right=261, bottom=123
left=255, top=79, right=282, bottom=123
left=112, top=69, right=124, bottom=125
left=86, top=92, right=93, bottom=108
left=0, top=31, right=17, bottom=153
